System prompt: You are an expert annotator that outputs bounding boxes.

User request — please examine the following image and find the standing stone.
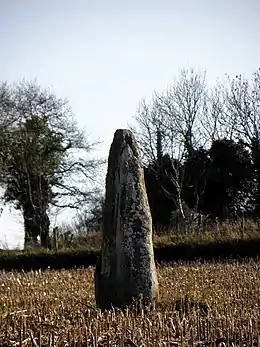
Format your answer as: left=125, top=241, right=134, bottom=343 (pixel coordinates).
left=95, top=129, right=158, bottom=310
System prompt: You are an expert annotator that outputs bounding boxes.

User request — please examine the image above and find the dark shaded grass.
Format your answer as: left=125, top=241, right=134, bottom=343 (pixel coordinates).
left=1, top=239, right=260, bottom=271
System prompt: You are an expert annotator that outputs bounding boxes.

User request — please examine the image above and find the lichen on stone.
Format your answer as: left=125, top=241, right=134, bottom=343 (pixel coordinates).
left=95, top=129, right=158, bottom=310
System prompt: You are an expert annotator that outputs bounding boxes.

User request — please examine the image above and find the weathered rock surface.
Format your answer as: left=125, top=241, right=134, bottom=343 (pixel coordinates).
left=95, top=129, right=158, bottom=310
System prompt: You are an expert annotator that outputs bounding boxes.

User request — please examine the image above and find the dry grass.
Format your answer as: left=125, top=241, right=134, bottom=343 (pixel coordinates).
left=153, top=218, right=260, bottom=246
left=1, top=260, right=260, bottom=346
left=58, top=218, right=260, bottom=251
left=2, top=218, right=258, bottom=255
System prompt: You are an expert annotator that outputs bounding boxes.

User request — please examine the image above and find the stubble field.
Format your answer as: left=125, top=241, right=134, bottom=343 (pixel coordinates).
left=1, top=260, right=260, bottom=346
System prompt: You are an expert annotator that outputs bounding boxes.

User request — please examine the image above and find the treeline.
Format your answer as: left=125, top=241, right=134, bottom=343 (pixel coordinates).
left=74, top=68, right=260, bottom=235
left=144, top=138, right=253, bottom=228
left=1, top=69, right=260, bottom=249
left=132, top=69, right=260, bottom=229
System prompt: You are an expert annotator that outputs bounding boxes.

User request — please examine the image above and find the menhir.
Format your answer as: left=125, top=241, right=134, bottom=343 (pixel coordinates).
left=95, top=129, right=158, bottom=310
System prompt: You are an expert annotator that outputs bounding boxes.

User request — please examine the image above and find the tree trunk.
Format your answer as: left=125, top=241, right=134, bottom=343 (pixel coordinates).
left=40, top=212, right=51, bottom=249
left=251, top=138, right=260, bottom=216
left=23, top=207, right=40, bottom=249
left=23, top=204, right=50, bottom=249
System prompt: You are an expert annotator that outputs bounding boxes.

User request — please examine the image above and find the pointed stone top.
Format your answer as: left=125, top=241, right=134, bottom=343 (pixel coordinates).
left=110, top=129, right=140, bottom=159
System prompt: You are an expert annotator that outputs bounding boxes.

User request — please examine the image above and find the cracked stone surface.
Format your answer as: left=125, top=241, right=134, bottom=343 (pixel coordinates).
left=95, top=129, right=158, bottom=309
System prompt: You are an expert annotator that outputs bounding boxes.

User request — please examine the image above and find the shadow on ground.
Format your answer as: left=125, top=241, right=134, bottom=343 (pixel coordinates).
left=1, top=239, right=260, bottom=271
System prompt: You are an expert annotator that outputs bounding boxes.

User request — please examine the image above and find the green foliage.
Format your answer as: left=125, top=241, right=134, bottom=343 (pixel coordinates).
left=3, top=115, right=63, bottom=209
left=144, top=155, right=181, bottom=227
left=174, top=294, right=210, bottom=317
left=204, top=139, right=253, bottom=217
left=0, top=303, right=8, bottom=316
left=0, top=80, right=103, bottom=249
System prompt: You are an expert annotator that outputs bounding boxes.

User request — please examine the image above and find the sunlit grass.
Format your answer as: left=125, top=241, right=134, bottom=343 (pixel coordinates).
left=1, top=260, right=260, bottom=345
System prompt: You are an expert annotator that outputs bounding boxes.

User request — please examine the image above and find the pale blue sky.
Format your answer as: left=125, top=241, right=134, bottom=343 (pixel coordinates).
left=0, top=0, right=259, bottom=248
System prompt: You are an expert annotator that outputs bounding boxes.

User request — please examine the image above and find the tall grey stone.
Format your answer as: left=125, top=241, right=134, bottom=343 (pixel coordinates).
left=95, top=129, right=158, bottom=310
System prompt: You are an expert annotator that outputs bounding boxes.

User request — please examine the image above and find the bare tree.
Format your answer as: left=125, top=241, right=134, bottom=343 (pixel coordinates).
left=130, top=96, right=171, bottom=164
left=131, top=69, right=209, bottom=219
left=198, top=84, right=226, bottom=145
left=154, top=69, right=208, bottom=155
left=223, top=70, right=260, bottom=145
left=222, top=69, right=260, bottom=213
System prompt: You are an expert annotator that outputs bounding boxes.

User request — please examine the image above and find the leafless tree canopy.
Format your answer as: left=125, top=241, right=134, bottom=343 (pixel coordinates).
left=131, top=69, right=210, bottom=163
left=131, top=68, right=260, bottom=221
